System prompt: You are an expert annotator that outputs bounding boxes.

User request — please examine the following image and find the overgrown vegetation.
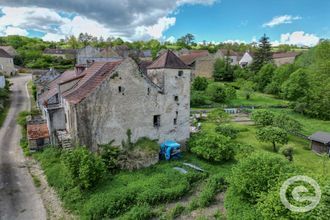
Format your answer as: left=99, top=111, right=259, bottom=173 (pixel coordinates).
left=0, top=76, right=11, bottom=127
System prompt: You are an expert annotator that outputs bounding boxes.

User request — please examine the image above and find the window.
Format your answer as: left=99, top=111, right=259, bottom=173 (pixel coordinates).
left=178, top=70, right=183, bottom=76
left=153, top=115, right=160, bottom=128
left=176, top=111, right=178, bottom=116
left=118, top=86, right=122, bottom=93
left=147, top=88, right=150, bottom=95
left=174, top=96, right=179, bottom=102
left=174, top=118, right=177, bottom=125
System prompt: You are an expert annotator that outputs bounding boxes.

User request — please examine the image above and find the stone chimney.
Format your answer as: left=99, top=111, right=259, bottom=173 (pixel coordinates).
left=75, top=64, right=86, bottom=75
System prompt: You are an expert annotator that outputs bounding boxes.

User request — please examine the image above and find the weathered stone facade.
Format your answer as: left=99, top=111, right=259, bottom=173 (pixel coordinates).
left=64, top=58, right=191, bottom=151
left=0, top=57, right=15, bottom=76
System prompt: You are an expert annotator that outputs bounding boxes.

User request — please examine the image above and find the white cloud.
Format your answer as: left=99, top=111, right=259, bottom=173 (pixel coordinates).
left=4, top=26, right=28, bottom=36
left=273, top=31, right=320, bottom=47
left=166, top=36, right=176, bottom=43
left=263, top=15, right=302, bottom=28
left=223, top=39, right=247, bottom=44
left=0, top=0, right=217, bottom=41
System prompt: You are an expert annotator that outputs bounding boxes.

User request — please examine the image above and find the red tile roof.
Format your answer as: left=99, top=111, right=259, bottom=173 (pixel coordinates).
left=27, top=123, right=49, bottom=140
left=38, top=70, right=77, bottom=105
left=272, top=52, right=300, bottom=59
left=147, top=50, right=190, bottom=70
left=64, top=61, right=122, bottom=104
left=180, top=52, right=209, bottom=65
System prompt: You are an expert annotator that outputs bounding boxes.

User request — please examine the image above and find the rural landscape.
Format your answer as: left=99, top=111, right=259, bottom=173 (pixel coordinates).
left=0, top=0, right=330, bottom=220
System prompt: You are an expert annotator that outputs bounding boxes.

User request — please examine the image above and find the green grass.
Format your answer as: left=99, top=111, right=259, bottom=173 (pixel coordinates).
left=230, top=90, right=289, bottom=107
left=27, top=80, right=37, bottom=111
left=0, top=101, right=10, bottom=127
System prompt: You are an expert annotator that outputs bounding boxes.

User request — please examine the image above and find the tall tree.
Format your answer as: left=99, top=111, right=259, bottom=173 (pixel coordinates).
left=251, top=34, right=273, bottom=72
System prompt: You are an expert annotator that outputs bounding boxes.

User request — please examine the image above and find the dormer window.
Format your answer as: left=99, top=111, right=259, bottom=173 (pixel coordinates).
left=178, top=70, right=183, bottom=77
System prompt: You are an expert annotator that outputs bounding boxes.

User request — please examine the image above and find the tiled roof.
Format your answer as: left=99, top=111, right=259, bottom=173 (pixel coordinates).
left=0, top=48, right=13, bottom=58
left=272, top=52, right=300, bottom=59
left=38, top=70, right=76, bottom=105
left=64, top=61, right=122, bottom=104
left=180, top=51, right=209, bottom=65
left=138, top=61, right=153, bottom=74
left=27, top=123, right=49, bottom=140
left=309, top=132, right=330, bottom=145
left=147, top=50, right=190, bottom=70
left=219, top=49, right=240, bottom=57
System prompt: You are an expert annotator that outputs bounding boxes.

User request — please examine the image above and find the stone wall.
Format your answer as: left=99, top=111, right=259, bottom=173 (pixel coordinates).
left=273, top=57, right=296, bottom=66
left=65, top=58, right=191, bottom=151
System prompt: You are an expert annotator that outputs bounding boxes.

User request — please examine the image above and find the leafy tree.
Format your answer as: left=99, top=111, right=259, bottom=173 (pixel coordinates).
left=251, top=34, right=273, bottom=72
left=281, top=68, right=310, bottom=101
left=273, top=114, right=302, bottom=134
left=213, top=59, right=226, bottom=81
left=189, top=133, right=235, bottom=162
left=177, top=33, right=195, bottom=47
left=239, top=80, right=255, bottom=100
left=192, top=76, right=208, bottom=91
left=229, top=152, right=294, bottom=203
left=254, top=63, right=276, bottom=92
left=206, top=84, right=236, bottom=103
left=207, top=108, right=230, bottom=124
left=191, top=91, right=210, bottom=107
left=265, top=64, right=297, bottom=95
left=63, top=147, right=106, bottom=190
left=256, top=126, right=288, bottom=152
left=66, top=35, right=80, bottom=49
left=251, top=109, right=275, bottom=126
left=98, top=140, right=121, bottom=172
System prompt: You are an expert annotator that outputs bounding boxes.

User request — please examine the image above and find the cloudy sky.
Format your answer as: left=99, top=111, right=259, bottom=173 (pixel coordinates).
left=0, top=0, right=329, bottom=46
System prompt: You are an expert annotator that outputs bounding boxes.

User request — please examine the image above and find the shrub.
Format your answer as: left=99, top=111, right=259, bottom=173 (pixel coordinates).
left=251, top=109, right=274, bottom=126
left=191, top=91, right=210, bottom=107
left=192, top=76, right=208, bottom=91
left=215, top=124, right=239, bottom=139
left=280, top=146, right=294, bottom=161
left=197, top=174, right=226, bottom=208
left=62, top=147, right=106, bottom=190
left=207, top=84, right=227, bottom=103
left=189, top=133, right=235, bottom=162
left=119, top=204, right=154, bottom=220
left=98, top=140, right=121, bottom=172
left=229, top=152, right=295, bottom=203
left=207, top=108, right=230, bottom=124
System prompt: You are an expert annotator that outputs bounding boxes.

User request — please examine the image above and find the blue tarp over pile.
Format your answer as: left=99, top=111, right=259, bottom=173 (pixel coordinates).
left=160, top=140, right=181, bottom=160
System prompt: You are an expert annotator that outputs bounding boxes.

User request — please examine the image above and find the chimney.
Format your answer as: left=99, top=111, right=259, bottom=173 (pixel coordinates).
left=75, top=64, right=86, bottom=75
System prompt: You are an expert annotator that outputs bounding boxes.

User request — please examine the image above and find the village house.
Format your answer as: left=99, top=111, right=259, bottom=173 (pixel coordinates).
left=239, top=52, right=254, bottom=67
left=309, top=132, right=330, bottom=155
left=180, top=50, right=218, bottom=78
left=37, top=50, right=191, bottom=151
left=76, top=45, right=121, bottom=65
left=26, top=115, right=50, bottom=151
left=272, top=52, right=300, bottom=66
left=0, top=46, right=17, bottom=57
left=216, top=49, right=241, bottom=65
left=0, top=48, right=16, bottom=76
left=43, top=48, right=77, bottom=59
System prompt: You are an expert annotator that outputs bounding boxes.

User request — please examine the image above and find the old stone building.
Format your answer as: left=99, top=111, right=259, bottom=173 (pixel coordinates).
left=38, top=50, right=191, bottom=151
left=76, top=46, right=121, bottom=65
left=0, top=48, right=15, bottom=76
left=43, top=48, right=77, bottom=59
left=272, top=52, right=300, bottom=66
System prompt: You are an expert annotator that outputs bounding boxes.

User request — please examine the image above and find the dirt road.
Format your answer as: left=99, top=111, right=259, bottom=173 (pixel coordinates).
left=0, top=75, right=46, bottom=220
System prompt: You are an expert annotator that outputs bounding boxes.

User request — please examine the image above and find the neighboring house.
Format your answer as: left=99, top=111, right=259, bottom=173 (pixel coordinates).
left=0, top=48, right=16, bottom=76
left=308, top=132, right=330, bottom=155
left=35, top=68, right=61, bottom=87
left=215, top=49, right=241, bottom=65
left=0, top=46, right=17, bottom=57
left=26, top=115, right=50, bottom=151
left=239, top=52, right=254, bottom=67
left=272, top=52, right=300, bottom=66
left=38, top=50, right=191, bottom=151
left=43, top=48, right=77, bottom=59
left=180, top=50, right=212, bottom=78
left=139, top=50, right=153, bottom=61
left=76, top=46, right=121, bottom=65
left=0, top=75, right=5, bottom=88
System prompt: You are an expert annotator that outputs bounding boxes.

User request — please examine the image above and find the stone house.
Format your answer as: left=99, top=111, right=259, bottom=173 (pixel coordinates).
left=0, top=46, right=17, bottom=57
left=272, top=52, right=300, bottom=66
left=38, top=50, right=191, bottom=151
left=76, top=46, right=121, bottom=65
left=26, top=116, right=50, bottom=150
left=180, top=50, right=223, bottom=78
left=215, top=49, right=241, bottom=65
left=0, top=48, right=16, bottom=76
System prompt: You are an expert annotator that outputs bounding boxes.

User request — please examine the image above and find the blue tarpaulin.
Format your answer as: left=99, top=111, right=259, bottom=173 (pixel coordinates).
left=160, top=140, right=181, bottom=160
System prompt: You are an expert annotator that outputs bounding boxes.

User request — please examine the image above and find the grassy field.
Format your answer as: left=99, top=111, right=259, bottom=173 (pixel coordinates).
left=230, top=90, right=289, bottom=107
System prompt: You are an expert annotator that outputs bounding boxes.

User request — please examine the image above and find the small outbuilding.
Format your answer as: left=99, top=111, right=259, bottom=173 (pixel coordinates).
left=27, top=116, right=50, bottom=151
left=308, top=132, right=330, bottom=155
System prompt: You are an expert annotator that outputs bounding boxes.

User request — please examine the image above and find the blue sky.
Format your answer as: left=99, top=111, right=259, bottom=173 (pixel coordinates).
left=165, top=0, right=330, bottom=44
left=0, top=0, right=329, bottom=46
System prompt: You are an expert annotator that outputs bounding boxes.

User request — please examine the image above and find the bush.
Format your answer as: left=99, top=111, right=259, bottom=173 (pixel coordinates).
left=229, top=152, right=295, bottom=203
left=189, top=133, right=235, bottom=162
left=119, top=204, right=154, bottom=220
left=98, top=140, right=121, bottom=172
left=192, top=76, right=208, bottom=91
left=206, top=84, right=237, bottom=103
left=191, top=91, right=210, bottom=107
left=215, top=124, right=239, bottom=139
left=207, top=108, right=230, bottom=124
left=197, top=174, right=226, bottom=208
left=62, top=147, right=106, bottom=190
left=280, top=146, right=294, bottom=161
left=251, top=109, right=274, bottom=126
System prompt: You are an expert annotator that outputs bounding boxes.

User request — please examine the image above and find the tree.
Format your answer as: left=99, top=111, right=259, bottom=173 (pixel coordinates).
left=256, top=126, right=288, bottom=152
left=281, top=68, right=310, bottom=101
left=213, top=59, right=226, bottom=81
left=229, top=152, right=294, bottom=203
left=207, top=108, right=230, bottom=124
left=273, top=114, right=302, bottom=134
left=251, top=34, right=273, bottom=72
left=265, top=64, right=297, bottom=95
left=239, top=80, right=255, bottom=100
left=192, top=76, right=208, bottom=91
left=66, top=35, right=80, bottom=49
left=177, top=33, right=195, bottom=47
left=78, top=33, right=94, bottom=47
left=254, top=63, right=276, bottom=92
left=251, top=109, right=274, bottom=126
left=189, top=133, right=235, bottom=162
left=215, top=124, right=239, bottom=139
left=206, top=84, right=236, bottom=103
